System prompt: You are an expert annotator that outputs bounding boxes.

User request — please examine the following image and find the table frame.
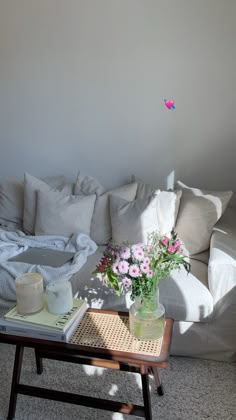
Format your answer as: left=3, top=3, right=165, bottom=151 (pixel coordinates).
left=0, top=309, right=173, bottom=420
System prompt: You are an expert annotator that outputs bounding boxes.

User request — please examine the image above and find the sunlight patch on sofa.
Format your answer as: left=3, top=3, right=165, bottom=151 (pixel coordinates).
left=178, top=321, right=194, bottom=334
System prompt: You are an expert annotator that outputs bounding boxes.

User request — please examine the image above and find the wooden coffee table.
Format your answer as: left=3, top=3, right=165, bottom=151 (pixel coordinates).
left=0, top=309, right=173, bottom=420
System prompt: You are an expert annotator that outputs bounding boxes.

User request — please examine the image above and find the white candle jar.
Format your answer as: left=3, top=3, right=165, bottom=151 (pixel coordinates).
left=46, top=280, right=73, bottom=314
left=15, top=273, right=44, bottom=315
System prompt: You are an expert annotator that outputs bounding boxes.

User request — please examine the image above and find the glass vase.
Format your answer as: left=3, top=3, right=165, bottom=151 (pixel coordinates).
left=129, top=286, right=165, bottom=340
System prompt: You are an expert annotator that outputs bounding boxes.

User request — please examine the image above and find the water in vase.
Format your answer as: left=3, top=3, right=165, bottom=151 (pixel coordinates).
left=129, top=303, right=165, bottom=340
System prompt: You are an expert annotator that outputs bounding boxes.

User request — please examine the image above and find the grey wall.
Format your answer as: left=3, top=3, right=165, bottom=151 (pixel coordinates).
left=0, top=0, right=235, bottom=202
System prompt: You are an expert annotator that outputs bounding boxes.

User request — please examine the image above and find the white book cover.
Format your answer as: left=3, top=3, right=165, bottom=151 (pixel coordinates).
left=0, top=303, right=88, bottom=342
left=4, top=298, right=88, bottom=331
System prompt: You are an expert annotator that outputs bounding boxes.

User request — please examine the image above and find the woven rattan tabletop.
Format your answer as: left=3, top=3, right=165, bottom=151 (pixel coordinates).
left=70, top=310, right=166, bottom=357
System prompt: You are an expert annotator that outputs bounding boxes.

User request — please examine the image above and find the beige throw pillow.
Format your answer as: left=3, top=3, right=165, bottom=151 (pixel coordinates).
left=35, top=190, right=96, bottom=237
left=23, top=173, right=66, bottom=234
left=175, top=181, right=233, bottom=255
left=91, top=183, right=138, bottom=244
left=131, top=175, right=156, bottom=199
left=74, top=172, right=138, bottom=244
left=74, top=172, right=106, bottom=196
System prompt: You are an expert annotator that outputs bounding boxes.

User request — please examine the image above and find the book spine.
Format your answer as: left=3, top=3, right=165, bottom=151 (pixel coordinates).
left=0, top=324, right=66, bottom=342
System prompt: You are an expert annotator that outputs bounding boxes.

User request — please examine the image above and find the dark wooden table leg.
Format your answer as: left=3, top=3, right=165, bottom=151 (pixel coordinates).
left=7, top=345, right=24, bottom=420
left=149, top=366, right=164, bottom=396
left=34, top=349, right=43, bottom=374
left=140, top=365, right=152, bottom=420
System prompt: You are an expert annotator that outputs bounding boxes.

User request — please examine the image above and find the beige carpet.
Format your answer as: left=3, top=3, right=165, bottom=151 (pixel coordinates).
left=0, top=343, right=235, bottom=420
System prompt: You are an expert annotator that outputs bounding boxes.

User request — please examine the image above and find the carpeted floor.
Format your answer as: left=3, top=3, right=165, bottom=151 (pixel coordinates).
left=0, top=343, right=235, bottom=420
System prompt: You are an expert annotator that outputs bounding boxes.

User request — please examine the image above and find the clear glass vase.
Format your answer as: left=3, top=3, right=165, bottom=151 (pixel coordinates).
left=129, top=286, right=165, bottom=340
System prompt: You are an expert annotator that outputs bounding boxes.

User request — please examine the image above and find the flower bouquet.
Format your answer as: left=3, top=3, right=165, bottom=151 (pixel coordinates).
left=93, top=230, right=190, bottom=340
left=94, top=230, right=190, bottom=300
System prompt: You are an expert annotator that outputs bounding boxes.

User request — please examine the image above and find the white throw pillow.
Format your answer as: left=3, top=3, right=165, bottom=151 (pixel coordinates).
left=110, top=193, right=159, bottom=244
left=35, top=190, right=96, bottom=237
left=110, top=190, right=181, bottom=244
left=130, top=175, right=182, bottom=235
left=0, top=177, right=24, bottom=227
left=23, top=173, right=66, bottom=234
left=156, top=190, right=182, bottom=236
left=175, top=180, right=233, bottom=255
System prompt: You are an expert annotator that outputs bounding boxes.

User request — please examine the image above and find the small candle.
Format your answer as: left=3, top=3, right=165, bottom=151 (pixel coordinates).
left=16, top=273, right=44, bottom=315
left=46, top=280, right=73, bottom=314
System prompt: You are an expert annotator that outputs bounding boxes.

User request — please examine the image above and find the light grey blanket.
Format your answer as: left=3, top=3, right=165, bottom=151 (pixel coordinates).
left=0, top=229, right=97, bottom=303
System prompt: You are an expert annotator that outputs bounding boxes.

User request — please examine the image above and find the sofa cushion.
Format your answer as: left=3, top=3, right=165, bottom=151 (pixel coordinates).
left=23, top=173, right=66, bottom=234
left=131, top=175, right=182, bottom=233
left=131, top=175, right=156, bottom=200
left=175, top=181, right=233, bottom=255
left=35, top=189, right=96, bottom=237
left=72, top=246, right=213, bottom=322
left=110, top=189, right=182, bottom=244
left=155, top=190, right=182, bottom=235
left=74, top=173, right=137, bottom=244
left=110, top=193, right=159, bottom=244
left=92, top=182, right=137, bottom=245
left=0, top=177, right=24, bottom=228
left=158, top=260, right=213, bottom=322
left=208, top=207, right=236, bottom=307
left=74, top=172, right=106, bottom=196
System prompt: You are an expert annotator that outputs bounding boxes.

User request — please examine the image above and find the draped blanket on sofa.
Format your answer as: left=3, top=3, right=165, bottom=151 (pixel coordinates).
left=0, top=229, right=97, bottom=302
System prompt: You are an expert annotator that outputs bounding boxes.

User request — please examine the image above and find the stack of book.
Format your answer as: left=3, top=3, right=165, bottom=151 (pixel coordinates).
left=0, top=298, right=88, bottom=342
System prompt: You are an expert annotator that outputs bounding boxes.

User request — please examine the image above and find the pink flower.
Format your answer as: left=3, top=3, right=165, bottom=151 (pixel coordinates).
left=129, top=264, right=140, bottom=278
left=161, top=236, right=169, bottom=246
left=172, top=240, right=180, bottom=249
left=132, top=248, right=144, bottom=261
left=167, top=245, right=176, bottom=254
left=176, top=247, right=183, bottom=254
left=119, top=246, right=131, bottom=259
left=113, top=252, right=120, bottom=263
left=140, top=263, right=149, bottom=274
left=143, top=257, right=150, bottom=265
left=135, top=242, right=145, bottom=248
left=112, top=263, right=119, bottom=274
left=122, top=277, right=132, bottom=287
left=147, top=270, right=153, bottom=278
left=118, top=260, right=129, bottom=274
left=106, top=246, right=115, bottom=253
left=131, top=244, right=142, bottom=253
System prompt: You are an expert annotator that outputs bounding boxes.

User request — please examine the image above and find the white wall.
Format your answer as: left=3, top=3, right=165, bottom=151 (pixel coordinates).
left=0, top=0, right=235, bottom=202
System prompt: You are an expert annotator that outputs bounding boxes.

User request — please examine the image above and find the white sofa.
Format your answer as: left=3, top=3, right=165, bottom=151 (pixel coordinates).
left=70, top=207, right=236, bottom=363
left=0, top=173, right=235, bottom=362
